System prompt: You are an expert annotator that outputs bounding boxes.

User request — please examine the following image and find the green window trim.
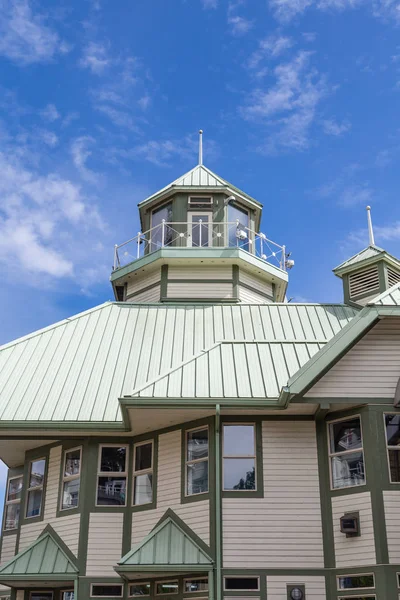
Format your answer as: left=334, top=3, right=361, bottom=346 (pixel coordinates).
left=95, top=443, right=129, bottom=508
left=383, top=412, right=400, bottom=484
left=56, top=440, right=86, bottom=519
left=90, top=583, right=124, bottom=598
left=3, top=473, right=23, bottom=532
left=181, top=418, right=213, bottom=505
left=132, top=439, right=155, bottom=509
left=59, top=446, right=82, bottom=513
left=19, top=445, right=51, bottom=528
left=327, top=414, right=366, bottom=492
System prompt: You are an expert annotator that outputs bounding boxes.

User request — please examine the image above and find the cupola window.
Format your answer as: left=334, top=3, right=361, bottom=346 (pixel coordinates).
left=151, top=203, right=173, bottom=250
left=188, top=213, right=212, bottom=248
left=228, top=204, right=249, bottom=250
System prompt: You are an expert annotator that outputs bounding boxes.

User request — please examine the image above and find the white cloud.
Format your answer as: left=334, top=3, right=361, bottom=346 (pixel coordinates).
left=95, top=104, right=140, bottom=131
left=228, top=15, right=253, bottom=35
left=201, top=0, right=218, bottom=8
left=0, top=0, right=69, bottom=65
left=375, top=222, right=400, bottom=241
left=242, top=51, right=329, bottom=153
left=339, top=184, right=374, bottom=206
left=138, top=95, right=151, bottom=110
left=322, top=118, right=351, bottom=136
left=70, top=136, right=98, bottom=182
left=248, top=34, right=294, bottom=75
left=269, top=0, right=400, bottom=22
left=39, top=130, right=59, bottom=147
left=40, top=103, right=60, bottom=122
left=302, top=32, right=317, bottom=42
left=80, top=41, right=111, bottom=74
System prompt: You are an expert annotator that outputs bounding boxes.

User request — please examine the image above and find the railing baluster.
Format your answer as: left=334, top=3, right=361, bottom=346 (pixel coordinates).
left=199, top=219, right=202, bottom=247
left=161, top=220, right=165, bottom=247
left=137, top=233, right=141, bottom=258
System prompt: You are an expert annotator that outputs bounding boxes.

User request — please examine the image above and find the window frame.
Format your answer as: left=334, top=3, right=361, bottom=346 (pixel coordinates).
left=96, top=444, right=129, bottom=508
left=25, top=457, right=46, bottom=519
left=223, top=576, right=260, bottom=592
left=155, top=580, right=179, bottom=595
left=128, top=582, right=151, bottom=597
left=327, top=414, right=366, bottom=491
left=132, top=440, right=154, bottom=507
left=90, top=583, right=124, bottom=598
left=338, top=596, right=376, bottom=600
left=29, top=593, right=54, bottom=600
left=3, top=474, right=23, bottom=531
left=60, top=446, right=82, bottom=512
left=336, top=573, right=375, bottom=590
left=183, top=577, right=209, bottom=594
left=222, top=423, right=257, bottom=492
left=61, top=592, right=75, bottom=600
left=185, top=426, right=209, bottom=498
left=384, top=412, right=400, bottom=484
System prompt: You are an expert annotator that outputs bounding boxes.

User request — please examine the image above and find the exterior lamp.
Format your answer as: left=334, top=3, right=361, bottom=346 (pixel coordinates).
left=290, top=588, right=303, bottom=600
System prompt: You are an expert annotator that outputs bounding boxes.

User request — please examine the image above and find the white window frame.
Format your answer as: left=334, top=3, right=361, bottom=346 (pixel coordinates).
left=185, top=426, right=209, bottom=497
left=26, top=457, right=46, bottom=519
left=336, top=573, right=375, bottom=590
left=327, top=414, right=366, bottom=491
left=128, top=582, right=151, bottom=597
left=61, top=592, right=75, bottom=600
left=188, top=195, right=213, bottom=206
left=155, top=580, right=179, bottom=595
left=60, top=446, right=82, bottom=511
left=187, top=212, right=212, bottom=248
left=384, top=412, right=400, bottom=484
left=222, top=423, right=257, bottom=492
left=183, top=577, right=209, bottom=593
left=132, top=440, right=154, bottom=506
left=90, top=583, right=123, bottom=598
left=96, top=444, right=128, bottom=508
left=223, top=576, right=260, bottom=592
left=3, top=474, right=23, bottom=531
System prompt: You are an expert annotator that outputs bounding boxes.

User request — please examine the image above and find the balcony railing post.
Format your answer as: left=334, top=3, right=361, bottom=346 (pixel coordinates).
left=137, top=232, right=141, bottom=259
left=282, top=244, right=286, bottom=271
left=113, top=244, right=118, bottom=270
left=236, top=219, right=239, bottom=247
left=199, top=219, right=202, bottom=248
left=161, top=220, right=165, bottom=247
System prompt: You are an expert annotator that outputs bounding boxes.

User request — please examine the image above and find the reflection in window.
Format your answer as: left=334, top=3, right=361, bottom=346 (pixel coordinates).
left=61, top=447, right=81, bottom=510
left=224, top=577, right=260, bottom=591
left=91, top=584, right=123, bottom=597
left=30, top=593, right=54, bottom=600
left=129, top=583, right=151, bottom=597
left=337, top=574, right=375, bottom=589
left=156, top=582, right=179, bottom=595
left=4, top=475, right=22, bottom=530
left=150, top=203, right=173, bottom=250
left=97, top=446, right=127, bottom=506
left=62, top=592, right=75, bottom=600
left=385, top=414, right=400, bottom=482
left=329, top=417, right=365, bottom=489
left=133, top=441, right=153, bottom=505
left=228, top=204, right=249, bottom=250
left=184, top=578, right=208, bottom=593
left=26, top=458, right=46, bottom=518
left=186, top=427, right=209, bottom=496
left=223, top=424, right=256, bottom=491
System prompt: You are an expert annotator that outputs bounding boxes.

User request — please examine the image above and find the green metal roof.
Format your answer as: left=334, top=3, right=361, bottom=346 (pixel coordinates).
left=369, top=282, right=400, bottom=306
left=0, top=525, right=78, bottom=580
left=333, top=244, right=400, bottom=276
left=116, top=510, right=213, bottom=571
left=0, top=302, right=358, bottom=425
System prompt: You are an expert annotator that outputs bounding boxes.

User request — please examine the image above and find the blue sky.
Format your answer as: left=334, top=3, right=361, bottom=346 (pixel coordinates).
left=1, top=0, right=400, bottom=501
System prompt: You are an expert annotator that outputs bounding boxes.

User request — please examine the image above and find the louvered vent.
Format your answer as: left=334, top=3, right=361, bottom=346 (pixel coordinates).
left=388, top=268, right=400, bottom=288
left=349, top=266, right=379, bottom=299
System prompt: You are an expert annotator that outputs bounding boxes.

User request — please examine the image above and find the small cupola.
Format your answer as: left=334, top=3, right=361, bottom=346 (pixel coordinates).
left=334, top=206, right=400, bottom=306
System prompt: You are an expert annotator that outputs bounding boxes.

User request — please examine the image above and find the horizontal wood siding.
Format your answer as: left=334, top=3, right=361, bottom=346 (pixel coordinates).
left=0, top=534, right=16, bottom=564
left=130, top=285, right=160, bottom=303
left=266, top=575, right=326, bottom=599
left=306, top=317, right=400, bottom=397
left=132, top=430, right=210, bottom=545
left=44, top=445, right=62, bottom=520
left=86, top=512, right=124, bottom=576
left=222, top=421, right=323, bottom=568
left=167, top=282, right=233, bottom=299
left=238, top=285, right=271, bottom=304
left=332, top=492, right=375, bottom=567
left=239, top=271, right=273, bottom=297
left=126, top=269, right=160, bottom=297
left=19, top=513, right=80, bottom=557
left=16, top=591, right=24, bottom=600
left=168, top=266, right=232, bottom=280
left=383, top=490, right=400, bottom=563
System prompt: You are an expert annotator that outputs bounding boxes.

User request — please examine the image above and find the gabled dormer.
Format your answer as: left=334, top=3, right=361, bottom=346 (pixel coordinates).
left=111, top=131, right=291, bottom=304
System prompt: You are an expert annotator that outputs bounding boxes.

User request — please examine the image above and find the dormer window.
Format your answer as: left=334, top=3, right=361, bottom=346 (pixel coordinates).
left=150, top=203, right=173, bottom=250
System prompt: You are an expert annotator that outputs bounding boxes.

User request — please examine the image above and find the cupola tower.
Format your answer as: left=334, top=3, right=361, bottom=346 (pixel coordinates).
left=111, top=131, right=291, bottom=304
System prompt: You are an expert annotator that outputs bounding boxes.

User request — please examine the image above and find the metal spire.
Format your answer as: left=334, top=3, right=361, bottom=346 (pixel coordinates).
left=366, top=205, right=375, bottom=246
left=198, top=129, right=203, bottom=165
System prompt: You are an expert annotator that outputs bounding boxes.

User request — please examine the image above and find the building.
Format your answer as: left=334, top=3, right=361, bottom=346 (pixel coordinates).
left=0, top=132, right=400, bottom=600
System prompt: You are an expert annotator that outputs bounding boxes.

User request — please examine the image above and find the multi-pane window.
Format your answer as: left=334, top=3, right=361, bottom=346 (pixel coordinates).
left=151, top=202, right=173, bottom=249
left=4, top=475, right=22, bottom=530
left=91, top=584, right=123, bottom=597
left=184, top=578, right=209, bottom=593
left=224, top=577, right=260, bottom=591
left=62, top=593, right=75, bottom=600
left=156, top=582, right=179, bottom=595
left=30, top=594, right=53, bottom=600
left=186, top=427, right=209, bottom=496
left=61, top=447, right=81, bottom=510
left=97, top=445, right=127, bottom=506
left=337, top=574, right=375, bottom=589
left=129, top=583, right=150, bottom=597
left=223, top=424, right=256, bottom=491
left=133, top=441, right=153, bottom=506
left=26, top=458, right=46, bottom=518
left=328, top=417, right=365, bottom=489
left=385, top=414, right=400, bottom=482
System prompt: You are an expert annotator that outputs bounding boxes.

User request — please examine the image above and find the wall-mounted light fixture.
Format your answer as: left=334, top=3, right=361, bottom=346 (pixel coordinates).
left=287, top=584, right=305, bottom=600
left=340, top=511, right=360, bottom=537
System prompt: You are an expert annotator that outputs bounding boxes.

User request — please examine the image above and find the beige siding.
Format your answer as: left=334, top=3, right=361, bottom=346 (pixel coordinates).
left=168, top=266, right=232, bottom=280
left=384, top=490, right=400, bottom=563
left=19, top=513, right=80, bottom=557
left=44, top=445, right=62, bottom=520
left=239, top=271, right=273, bottom=297
left=86, top=512, right=124, bottom=576
left=130, top=285, right=160, bottom=303
left=126, top=269, right=160, bottom=298
left=16, top=591, right=24, bottom=600
left=306, top=317, right=400, bottom=397
left=132, top=430, right=210, bottom=545
left=0, top=535, right=16, bottom=564
left=238, top=285, right=271, bottom=304
left=167, top=282, right=233, bottom=299
left=332, top=492, right=375, bottom=567
left=223, top=421, right=323, bottom=568
left=266, top=575, right=326, bottom=599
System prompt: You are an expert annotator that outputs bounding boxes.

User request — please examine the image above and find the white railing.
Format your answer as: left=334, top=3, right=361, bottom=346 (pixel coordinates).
left=113, top=220, right=287, bottom=271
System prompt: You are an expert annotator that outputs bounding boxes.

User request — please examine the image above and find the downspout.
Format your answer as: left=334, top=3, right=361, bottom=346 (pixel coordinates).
left=215, top=404, right=221, bottom=600
left=74, top=577, right=78, bottom=600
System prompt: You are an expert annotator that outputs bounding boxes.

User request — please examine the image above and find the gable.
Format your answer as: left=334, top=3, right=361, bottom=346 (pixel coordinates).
left=305, top=317, right=400, bottom=398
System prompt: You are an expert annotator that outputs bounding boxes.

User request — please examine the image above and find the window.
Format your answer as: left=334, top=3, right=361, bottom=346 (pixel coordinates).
left=91, top=584, right=123, bottom=597
left=337, top=574, right=375, bottom=589
left=338, top=597, right=376, bottom=600
left=385, top=414, right=400, bottom=482
left=186, top=427, right=209, bottom=496
left=4, top=475, right=22, bottom=530
left=151, top=203, right=173, bottom=249
left=156, top=581, right=179, bottom=595
left=328, top=417, right=365, bottom=489
left=133, top=441, right=153, bottom=505
left=30, top=594, right=53, bottom=600
left=62, top=593, right=74, bottom=600
left=26, top=458, right=46, bottom=518
left=184, top=578, right=208, bottom=593
left=224, top=577, right=260, bottom=591
left=61, top=447, right=81, bottom=510
left=129, top=583, right=151, bottom=597
left=97, top=445, right=127, bottom=506
left=228, top=204, right=249, bottom=250
left=223, top=424, right=256, bottom=491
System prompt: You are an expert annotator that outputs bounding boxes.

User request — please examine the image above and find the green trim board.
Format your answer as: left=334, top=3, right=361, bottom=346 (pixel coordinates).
left=333, top=244, right=400, bottom=276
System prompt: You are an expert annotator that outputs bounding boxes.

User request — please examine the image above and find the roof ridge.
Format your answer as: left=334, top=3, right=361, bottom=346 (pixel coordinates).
left=368, top=281, right=400, bottom=305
